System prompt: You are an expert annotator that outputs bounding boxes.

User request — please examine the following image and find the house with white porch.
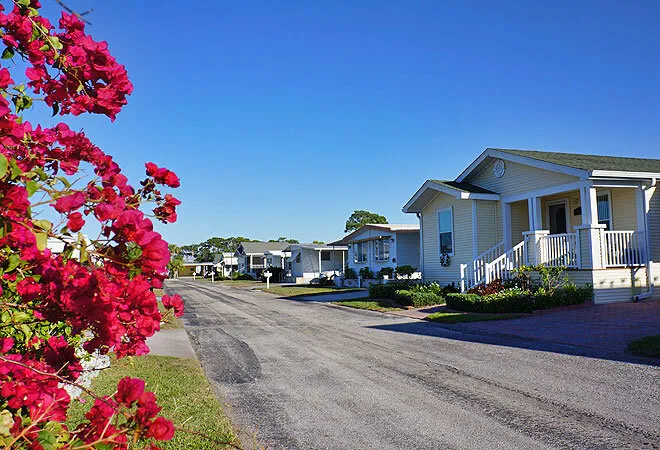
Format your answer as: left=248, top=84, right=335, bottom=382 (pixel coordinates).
left=403, top=148, right=660, bottom=304
left=278, top=243, right=348, bottom=284
left=337, top=224, right=421, bottom=278
left=214, top=252, right=239, bottom=278
left=235, top=241, right=290, bottom=277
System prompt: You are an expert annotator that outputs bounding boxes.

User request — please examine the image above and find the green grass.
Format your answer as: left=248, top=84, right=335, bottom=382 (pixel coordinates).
left=263, top=285, right=364, bottom=298
left=626, top=335, right=660, bottom=358
left=159, top=302, right=184, bottom=330
left=68, top=355, right=238, bottom=449
left=426, top=312, right=524, bottom=324
left=334, top=300, right=404, bottom=312
left=218, top=279, right=263, bottom=287
left=153, top=288, right=165, bottom=297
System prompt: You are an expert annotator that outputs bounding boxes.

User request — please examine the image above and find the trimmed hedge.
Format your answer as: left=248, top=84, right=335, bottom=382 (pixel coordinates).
left=368, top=281, right=414, bottom=300
left=446, top=284, right=593, bottom=314
left=394, top=290, right=444, bottom=308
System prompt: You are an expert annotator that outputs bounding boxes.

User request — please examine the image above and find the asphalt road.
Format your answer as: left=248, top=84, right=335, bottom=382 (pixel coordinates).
left=167, top=280, right=660, bottom=450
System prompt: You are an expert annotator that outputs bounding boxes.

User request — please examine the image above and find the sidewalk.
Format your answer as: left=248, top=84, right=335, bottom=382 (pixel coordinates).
left=146, top=329, right=196, bottom=358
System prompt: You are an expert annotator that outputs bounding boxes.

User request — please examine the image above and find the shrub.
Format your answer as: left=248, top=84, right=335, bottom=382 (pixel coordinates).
left=534, top=284, right=593, bottom=309
left=512, top=265, right=569, bottom=293
left=447, top=284, right=593, bottom=314
left=447, top=289, right=535, bottom=313
left=394, top=289, right=444, bottom=308
left=233, top=273, right=255, bottom=280
left=395, top=265, right=417, bottom=279
left=344, top=267, right=358, bottom=279
left=369, top=281, right=414, bottom=299
left=377, top=267, right=395, bottom=279
left=359, top=267, right=375, bottom=279
left=468, top=279, right=506, bottom=296
left=310, top=275, right=336, bottom=287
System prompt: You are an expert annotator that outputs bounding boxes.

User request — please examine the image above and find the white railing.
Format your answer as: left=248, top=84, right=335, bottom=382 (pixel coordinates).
left=460, top=240, right=526, bottom=292
left=470, top=242, right=505, bottom=288
left=537, top=233, right=578, bottom=268
left=603, top=230, right=644, bottom=267
left=485, top=240, right=526, bottom=284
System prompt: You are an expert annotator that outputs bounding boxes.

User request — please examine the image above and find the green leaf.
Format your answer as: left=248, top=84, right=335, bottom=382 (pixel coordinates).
left=36, top=429, right=57, bottom=450
left=33, top=219, right=51, bottom=232
left=0, top=154, right=7, bottom=179
left=34, top=231, right=47, bottom=251
left=6, top=253, right=19, bottom=272
left=1, top=47, right=14, bottom=60
left=16, top=0, right=30, bottom=7
left=26, top=180, right=39, bottom=197
left=9, top=158, right=22, bottom=179
left=39, top=44, right=49, bottom=52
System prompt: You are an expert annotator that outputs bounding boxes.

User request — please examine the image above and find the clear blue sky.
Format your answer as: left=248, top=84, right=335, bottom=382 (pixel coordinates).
left=36, top=0, right=660, bottom=246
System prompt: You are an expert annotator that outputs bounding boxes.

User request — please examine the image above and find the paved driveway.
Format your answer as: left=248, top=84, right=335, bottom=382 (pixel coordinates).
left=167, top=280, right=659, bottom=450
left=449, top=301, right=660, bottom=354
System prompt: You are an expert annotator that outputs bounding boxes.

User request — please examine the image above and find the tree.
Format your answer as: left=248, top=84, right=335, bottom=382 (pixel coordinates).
left=345, top=210, right=388, bottom=233
left=269, top=236, right=299, bottom=244
left=312, top=240, right=325, bottom=245
left=0, top=3, right=187, bottom=447
left=167, top=244, right=184, bottom=277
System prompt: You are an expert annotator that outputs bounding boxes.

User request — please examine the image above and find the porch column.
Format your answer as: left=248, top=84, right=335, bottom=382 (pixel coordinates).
left=635, top=187, right=647, bottom=260
left=502, top=202, right=512, bottom=249
left=577, top=186, right=605, bottom=269
left=249, top=255, right=253, bottom=272
left=522, top=230, right=549, bottom=265
left=318, top=250, right=322, bottom=277
left=580, top=186, right=599, bottom=226
left=527, top=197, right=543, bottom=231
left=342, top=251, right=345, bottom=272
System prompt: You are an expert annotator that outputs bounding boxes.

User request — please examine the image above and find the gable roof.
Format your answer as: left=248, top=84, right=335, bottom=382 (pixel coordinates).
left=457, top=148, right=660, bottom=182
left=333, top=223, right=420, bottom=245
left=495, top=149, right=660, bottom=174
left=237, top=241, right=290, bottom=255
left=402, top=179, right=500, bottom=213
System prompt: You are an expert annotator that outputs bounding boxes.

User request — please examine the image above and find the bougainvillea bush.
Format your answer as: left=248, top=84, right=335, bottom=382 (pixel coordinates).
left=0, top=1, right=185, bottom=448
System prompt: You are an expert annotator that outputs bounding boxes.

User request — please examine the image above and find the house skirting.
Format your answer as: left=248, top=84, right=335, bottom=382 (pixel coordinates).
left=563, top=263, right=660, bottom=304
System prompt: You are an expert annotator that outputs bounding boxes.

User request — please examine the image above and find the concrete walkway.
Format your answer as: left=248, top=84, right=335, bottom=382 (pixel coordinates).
left=146, top=329, right=196, bottom=358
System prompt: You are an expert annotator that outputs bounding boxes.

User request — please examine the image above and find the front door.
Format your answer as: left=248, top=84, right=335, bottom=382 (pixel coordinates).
left=548, top=202, right=567, bottom=234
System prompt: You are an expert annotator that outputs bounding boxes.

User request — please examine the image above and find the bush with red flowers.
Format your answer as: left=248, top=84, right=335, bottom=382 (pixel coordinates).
left=0, top=1, right=184, bottom=448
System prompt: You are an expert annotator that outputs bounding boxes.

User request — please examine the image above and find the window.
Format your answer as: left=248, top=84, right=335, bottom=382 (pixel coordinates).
left=295, top=254, right=301, bottom=264
left=321, top=251, right=331, bottom=261
left=354, top=242, right=368, bottom=263
left=597, top=192, right=612, bottom=230
left=438, top=208, right=454, bottom=255
left=374, top=239, right=390, bottom=261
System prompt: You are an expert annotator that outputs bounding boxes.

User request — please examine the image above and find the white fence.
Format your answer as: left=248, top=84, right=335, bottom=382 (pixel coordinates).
left=537, top=233, right=578, bottom=268
left=603, top=230, right=644, bottom=267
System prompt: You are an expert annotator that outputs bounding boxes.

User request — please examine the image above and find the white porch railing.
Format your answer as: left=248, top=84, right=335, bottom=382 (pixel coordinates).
left=471, top=242, right=505, bottom=287
left=486, top=240, right=526, bottom=284
left=460, top=240, right=525, bottom=291
left=603, top=230, right=644, bottom=267
left=537, top=233, right=578, bottom=268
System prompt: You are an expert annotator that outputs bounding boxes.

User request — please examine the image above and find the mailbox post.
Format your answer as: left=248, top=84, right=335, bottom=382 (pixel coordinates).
left=264, top=270, right=272, bottom=289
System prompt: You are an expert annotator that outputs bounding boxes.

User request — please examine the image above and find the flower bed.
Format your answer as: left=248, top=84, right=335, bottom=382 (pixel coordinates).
left=370, top=282, right=459, bottom=307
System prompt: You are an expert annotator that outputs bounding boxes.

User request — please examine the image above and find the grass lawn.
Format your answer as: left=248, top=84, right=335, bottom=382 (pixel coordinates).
left=68, top=355, right=238, bottom=449
left=263, top=285, right=365, bottom=298
left=626, top=335, right=660, bottom=358
left=218, top=279, right=264, bottom=287
left=153, top=288, right=165, bottom=297
left=159, top=301, right=184, bottom=330
left=334, top=300, right=404, bottom=312
left=427, top=312, right=524, bottom=324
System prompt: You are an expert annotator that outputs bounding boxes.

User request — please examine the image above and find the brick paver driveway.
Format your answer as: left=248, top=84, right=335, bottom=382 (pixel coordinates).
left=452, top=301, right=660, bottom=354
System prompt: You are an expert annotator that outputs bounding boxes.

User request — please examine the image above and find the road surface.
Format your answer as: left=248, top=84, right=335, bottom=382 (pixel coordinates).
left=167, top=280, right=660, bottom=450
